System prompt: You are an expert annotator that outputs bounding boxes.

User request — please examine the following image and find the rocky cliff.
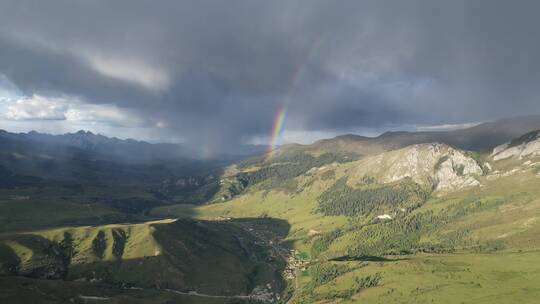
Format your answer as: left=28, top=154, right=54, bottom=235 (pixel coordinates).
left=350, top=143, right=484, bottom=193
left=491, top=130, right=540, bottom=161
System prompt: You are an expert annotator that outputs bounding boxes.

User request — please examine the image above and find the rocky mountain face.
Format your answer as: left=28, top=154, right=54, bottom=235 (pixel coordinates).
left=350, top=143, right=484, bottom=193
left=491, top=130, right=540, bottom=160
left=432, top=147, right=484, bottom=192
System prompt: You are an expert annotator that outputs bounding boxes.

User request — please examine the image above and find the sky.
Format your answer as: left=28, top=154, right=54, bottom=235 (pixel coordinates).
left=1, top=0, right=540, bottom=150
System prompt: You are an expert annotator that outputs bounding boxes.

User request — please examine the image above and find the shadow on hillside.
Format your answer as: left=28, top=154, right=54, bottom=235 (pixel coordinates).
left=0, top=217, right=291, bottom=300
left=0, top=243, right=20, bottom=275
left=329, top=255, right=409, bottom=262
left=0, top=233, right=72, bottom=279
left=227, top=217, right=292, bottom=239
left=0, top=275, right=234, bottom=304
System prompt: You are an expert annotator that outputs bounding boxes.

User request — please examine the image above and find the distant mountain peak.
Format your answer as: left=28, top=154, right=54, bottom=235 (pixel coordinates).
left=74, top=130, right=94, bottom=136
left=378, top=130, right=411, bottom=137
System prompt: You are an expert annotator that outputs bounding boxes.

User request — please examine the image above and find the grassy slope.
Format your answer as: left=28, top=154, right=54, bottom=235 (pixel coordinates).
left=306, top=251, right=540, bottom=304
left=0, top=217, right=286, bottom=300
left=152, top=162, right=351, bottom=255
left=151, top=151, right=540, bottom=303
left=2, top=136, right=540, bottom=303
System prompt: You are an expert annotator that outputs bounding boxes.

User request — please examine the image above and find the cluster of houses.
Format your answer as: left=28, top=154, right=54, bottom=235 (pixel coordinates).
left=283, top=249, right=309, bottom=280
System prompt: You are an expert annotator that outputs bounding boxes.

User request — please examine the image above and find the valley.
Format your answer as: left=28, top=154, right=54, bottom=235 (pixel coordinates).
left=150, top=122, right=540, bottom=303
left=3, top=1, right=540, bottom=302
left=2, top=118, right=540, bottom=303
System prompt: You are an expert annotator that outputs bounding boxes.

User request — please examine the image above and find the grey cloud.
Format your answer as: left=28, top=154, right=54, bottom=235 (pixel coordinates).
left=0, top=0, right=540, bottom=148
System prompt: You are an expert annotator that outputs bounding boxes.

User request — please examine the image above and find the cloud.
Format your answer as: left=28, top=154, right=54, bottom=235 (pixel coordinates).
left=0, top=28, right=170, bottom=92
left=64, top=103, right=144, bottom=127
left=0, top=74, right=22, bottom=98
left=1, top=93, right=144, bottom=128
left=416, top=122, right=484, bottom=132
left=85, top=54, right=170, bottom=91
left=0, top=0, right=539, bottom=148
left=3, top=95, right=67, bottom=121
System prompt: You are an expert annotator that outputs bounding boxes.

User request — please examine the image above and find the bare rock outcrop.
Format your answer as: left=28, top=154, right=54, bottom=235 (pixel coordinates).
left=491, top=130, right=540, bottom=161
left=351, top=143, right=483, bottom=193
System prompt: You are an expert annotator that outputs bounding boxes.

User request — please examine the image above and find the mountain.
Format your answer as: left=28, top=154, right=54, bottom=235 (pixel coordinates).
left=3, top=123, right=540, bottom=303
left=149, top=128, right=540, bottom=303
left=0, top=129, right=191, bottom=163
left=347, top=143, right=485, bottom=193
left=157, top=115, right=540, bottom=208
left=275, top=114, right=540, bottom=157
left=0, top=129, right=267, bottom=162
left=0, top=130, right=225, bottom=186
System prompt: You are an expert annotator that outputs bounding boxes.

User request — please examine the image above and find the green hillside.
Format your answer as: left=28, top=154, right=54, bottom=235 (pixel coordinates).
left=2, top=129, right=540, bottom=303
left=0, top=217, right=288, bottom=303
left=151, top=137, right=540, bottom=303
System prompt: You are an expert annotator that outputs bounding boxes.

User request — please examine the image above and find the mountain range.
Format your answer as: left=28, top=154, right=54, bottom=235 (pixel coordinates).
left=278, top=114, right=540, bottom=157
left=1, top=114, right=540, bottom=303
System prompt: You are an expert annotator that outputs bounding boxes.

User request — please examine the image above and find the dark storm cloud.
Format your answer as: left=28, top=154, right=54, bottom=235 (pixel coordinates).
left=1, top=0, right=540, bottom=147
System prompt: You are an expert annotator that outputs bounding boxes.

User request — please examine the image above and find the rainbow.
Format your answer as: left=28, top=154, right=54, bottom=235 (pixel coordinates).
left=265, top=35, right=323, bottom=161
left=265, top=106, right=287, bottom=160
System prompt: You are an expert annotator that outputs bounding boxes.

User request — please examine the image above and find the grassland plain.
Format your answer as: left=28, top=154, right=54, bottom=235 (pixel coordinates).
left=151, top=150, right=540, bottom=303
